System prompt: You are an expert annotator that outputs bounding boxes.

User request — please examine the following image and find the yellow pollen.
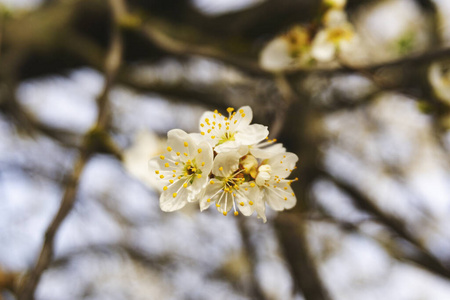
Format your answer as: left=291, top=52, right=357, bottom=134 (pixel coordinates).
left=201, top=132, right=205, bottom=135
left=167, top=146, right=172, bottom=151
left=207, top=129, right=211, bottom=133
left=173, top=170, right=176, bottom=173
left=175, top=162, right=179, bottom=166
left=216, top=203, right=220, bottom=207
left=226, top=126, right=229, bottom=130
left=227, top=107, right=234, bottom=113
left=213, top=121, right=216, bottom=125
left=241, top=113, right=245, bottom=117
left=163, top=186, right=168, bottom=191
left=172, top=174, right=176, bottom=177
left=200, top=123, right=204, bottom=127
left=284, top=197, right=288, bottom=201
left=173, top=193, right=177, bottom=198
left=223, top=211, right=227, bottom=216
left=219, top=167, right=223, bottom=171
left=273, top=139, right=277, bottom=142
left=283, top=155, right=286, bottom=158
left=291, top=193, right=295, bottom=196
left=169, top=180, right=174, bottom=183
left=234, top=211, right=239, bottom=216
left=155, top=170, right=159, bottom=174
left=178, top=175, right=182, bottom=179
left=210, top=180, right=214, bottom=184
left=184, top=152, right=188, bottom=156
left=224, top=117, right=228, bottom=121
left=176, top=152, right=180, bottom=156
left=183, top=183, right=188, bottom=188
left=184, top=142, right=188, bottom=147
left=187, top=160, right=191, bottom=163
left=198, top=148, right=202, bottom=153
left=224, top=188, right=230, bottom=192
left=234, top=120, right=237, bottom=124
left=240, top=202, right=244, bottom=206
left=207, top=198, right=211, bottom=202
left=295, top=177, right=298, bottom=181
left=245, top=188, right=248, bottom=191
left=160, top=155, right=165, bottom=160
left=284, top=187, right=288, bottom=190
left=211, top=136, right=215, bottom=139
left=280, top=161, right=283, bottom=164
left=201, top=162, right=205, bottom=166
left=250, top=182, right=256, bottom=187
left=205, top=118, right=210, bottom=122
left=239, top=109, right=244, bottom=113
left=249, top=201, right=254, bottom=205
left=214, top=109, right=218, bottom=113
left=160, top=175, right=164, bottom=179
left=165, top=163, right=169, bottom=167
left=197, top=174, right=202, bottom=179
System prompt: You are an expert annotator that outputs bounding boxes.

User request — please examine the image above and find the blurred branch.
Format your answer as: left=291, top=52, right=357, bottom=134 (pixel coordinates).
left=322, top=171, right=450, bottom=281
left=237, top=219, right=267, bottom=300
left=16, top=1, right=125, bottom=299
left=275, top=214, right=331, bottom=300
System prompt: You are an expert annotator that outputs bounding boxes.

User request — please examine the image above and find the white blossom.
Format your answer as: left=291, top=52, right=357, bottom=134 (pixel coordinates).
left=200, top=152, right=260, bottom=217
left=254, top=152, right=299, bottom=221
left=197, top=106, right=269, bottom=153
left=148, top=129, right=213, bottom=212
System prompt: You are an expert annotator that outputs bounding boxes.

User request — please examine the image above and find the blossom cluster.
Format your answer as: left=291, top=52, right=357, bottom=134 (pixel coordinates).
left=260, top=0, right=356, bottom=71
left=148, top=106, right=298, bottom=222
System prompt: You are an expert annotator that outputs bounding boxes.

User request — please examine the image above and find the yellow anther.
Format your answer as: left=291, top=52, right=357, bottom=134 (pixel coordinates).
left=295, top=177, right=298, bottom=181
left=210, top=180, right=214, bottom=184
left=175, top=162, right=179, bottom=166
left=273, top=139, right=277, bottom=142
left=155, top=170, right=160, bottom=174
left=160, top=175, right=164, bottom=179
left=184, top=142, right=188, bottom=147
left=283, top=155, right=286, bottom=158
left=244, top=188, right=248, bottom=191
left=227, top=107, right=234, bottom=113
left=214, top=109, right=218, bottom=113
left=280, top=161, right=283, bottom=164
left=216, top=203, right=220, bottom=207
left=173, top=193, right=177, bottom=198
left=226, top=126, right=230, bottom=130
left=187, top=160, right=191, bottom=164
left=291, top=193, right=295, bottom=196
left=249, top=201, right=254, bottom=205
left=192, top=168, right=197, bottom=172
left=219, top=124, right=222, bottom=128
left=223, top=211, right=227, bottom=216
left=234, top=211, right=239, bottom=216
left=197, top=174, right=202, bottom=179
left=160, top=155, right=165, bottom=160
left=205, top=118, right=210, bottom=124
left=284, top=187, right=288, bottom=190
left=241, top=113, right=246, bottom=117
left=169, top=180, right=174, bottom=183
left=163, top=186, right=168, bottom=191
left=239, top=109, right=244, bottom=113
left=233, top=193, right=236, bottom=197
left=234, top=120, right=237, bottom=124
left=219, top=167, right=223, bottom=171
left=213, top=121, right=216, bottom=125
left=183, top=183, right=188, bottom=188
left=167, top=146, right=172, bottom=152
left=201, top=162, right=205, bottom=166
left=198, top=148, right=202, bottom=153
left=284, top=197, right=288, bottom=201
left=172, top=174, right=176, bottom=177
left=207, top=129, right=211, bottom=133
left=250, top=182, right=256, bottom=187
left=165, top=163, right=169, bottom=168
left=200, top=123, right=204, bottom=127
left=178, top=175, right=183, bottom=179
left=239, top=202, right=244, bottom=206
left=176, top=152, right=180, bottom=156
left=201, top=132, right=205, bottom=135
left=207, top=198, right=211, bottom=202
left=184, top=152, right=188, bottom=156
left=211, top=136, right=215, bottom=139
left=224, top=117, right=228, bottom=121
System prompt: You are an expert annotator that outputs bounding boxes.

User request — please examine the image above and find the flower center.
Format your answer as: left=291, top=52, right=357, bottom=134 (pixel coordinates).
left=217, top=131, right=235, bottom=145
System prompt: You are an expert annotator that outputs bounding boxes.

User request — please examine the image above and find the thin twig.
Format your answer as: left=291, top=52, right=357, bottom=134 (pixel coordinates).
left=16, top=1, right=125, bottom=299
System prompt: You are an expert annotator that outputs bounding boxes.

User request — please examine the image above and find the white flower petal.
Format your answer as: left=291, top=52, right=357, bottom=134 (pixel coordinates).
left=234, top=106, right=253, bottom=129
left=235, top=124, right=269, bottom=145
left=268, top=152, right=298, bottom=179
left=250, top=143, right=286, bottom=159
left=236, top=183, right=260, bottom=217
left=212, top=152, right=240, bottom=177
left=264, top=182, right=296, bottom=211
left=214, top=140, right=241, bottom=153
left=311, top=31, right=336, bottom=62
left=160, top=179, right=189, bottom=212
left=167, top=129, right=197, bottom=161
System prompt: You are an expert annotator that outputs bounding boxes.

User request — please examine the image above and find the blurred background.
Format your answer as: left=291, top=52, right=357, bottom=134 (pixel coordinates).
left=1, top=0, right=450, bottom=299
